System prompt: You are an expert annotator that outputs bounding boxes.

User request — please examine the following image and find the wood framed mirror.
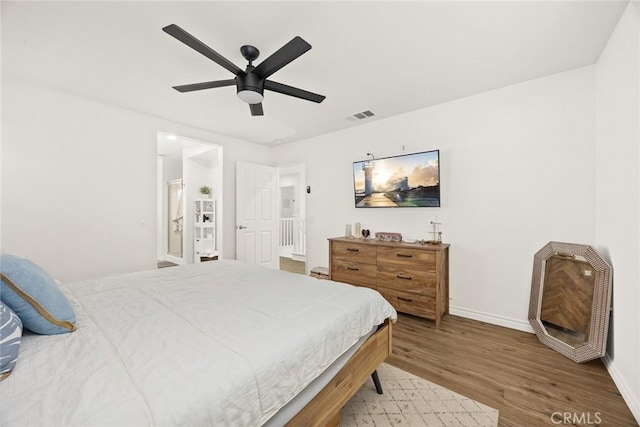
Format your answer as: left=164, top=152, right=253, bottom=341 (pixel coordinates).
left=528, top=241, right=612, bottom=363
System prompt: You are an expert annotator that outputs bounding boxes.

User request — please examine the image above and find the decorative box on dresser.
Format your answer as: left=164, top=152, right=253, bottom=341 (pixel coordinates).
left=329, top=237, right=449, bottom=327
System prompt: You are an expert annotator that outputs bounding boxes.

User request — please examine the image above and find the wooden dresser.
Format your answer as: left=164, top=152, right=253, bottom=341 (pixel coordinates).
left=329, top=237, right=449, bottom=327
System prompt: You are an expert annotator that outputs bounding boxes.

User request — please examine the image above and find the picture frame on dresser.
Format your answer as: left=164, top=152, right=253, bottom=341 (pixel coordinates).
left=328, top=237, right=449, bottom=327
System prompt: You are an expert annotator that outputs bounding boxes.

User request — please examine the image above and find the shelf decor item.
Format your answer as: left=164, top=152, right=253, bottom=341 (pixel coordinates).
left=427, top=218, right=442, bottom=244
left=199, top=185, right=211, bottom=198
left=374, top=232, right=402, bottom=242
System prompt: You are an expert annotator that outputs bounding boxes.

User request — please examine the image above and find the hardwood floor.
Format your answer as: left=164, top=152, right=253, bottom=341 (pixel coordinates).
left=157, top=260, right=178, bottom=268
left=387, top=313, right=637, bottom=426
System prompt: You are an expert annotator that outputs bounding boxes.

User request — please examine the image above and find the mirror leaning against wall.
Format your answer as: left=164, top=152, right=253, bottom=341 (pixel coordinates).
left=528, top=241, right=612, bottom=363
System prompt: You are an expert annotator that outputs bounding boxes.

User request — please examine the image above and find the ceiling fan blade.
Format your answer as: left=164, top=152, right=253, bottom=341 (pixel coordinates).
left=253, top=36, right=311, bottom=79
left=264, top=80, right=325, bottom=103
left=163, top=24, right=243, bottom=76
left=172, top=79, right=236, bottom=93
left=250, top=103, right=264, bottom=116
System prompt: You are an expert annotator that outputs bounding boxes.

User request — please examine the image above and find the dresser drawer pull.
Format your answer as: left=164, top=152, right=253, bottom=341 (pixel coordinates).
left=396, top=253, right=413, bottom=258
left=397, top=296, right=413, bottom=302
left=347, top=266, right=360, bottom=271
left=396, top=274, right=412, bottom=280
left=347, top=248, right=360, bottom=253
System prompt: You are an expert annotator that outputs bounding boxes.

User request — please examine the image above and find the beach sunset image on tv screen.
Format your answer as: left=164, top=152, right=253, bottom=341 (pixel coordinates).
left=353, top=150, right=440, bottom=208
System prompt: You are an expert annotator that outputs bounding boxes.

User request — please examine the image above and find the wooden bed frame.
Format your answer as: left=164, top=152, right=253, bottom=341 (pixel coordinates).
left=286, top=319, right=393, bottom=426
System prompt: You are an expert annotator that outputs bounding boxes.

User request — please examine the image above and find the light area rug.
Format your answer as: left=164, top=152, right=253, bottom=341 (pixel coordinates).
left=341, top=363, right=499, bottom=427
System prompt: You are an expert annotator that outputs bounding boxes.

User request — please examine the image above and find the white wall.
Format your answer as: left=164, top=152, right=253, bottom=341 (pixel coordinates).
left=1, top=79, right=272, bottom=282
left=163, top=159, right=183, bottom=183
left=280, top=171, right=301, bottom=218
left=595, top=1, right=640, bottom=421
left=280, top=186, right=295, bottom=218
left=279, top=164, right=306, bottom=221
left=273, top=66, right=596, bottom=331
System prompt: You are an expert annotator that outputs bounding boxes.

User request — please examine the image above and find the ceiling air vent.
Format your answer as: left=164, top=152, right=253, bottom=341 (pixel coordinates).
left=346, top=110, right=376, bottom=121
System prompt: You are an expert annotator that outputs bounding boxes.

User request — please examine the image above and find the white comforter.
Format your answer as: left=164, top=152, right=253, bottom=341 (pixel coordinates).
left=0, top=260, right=396, bottom=426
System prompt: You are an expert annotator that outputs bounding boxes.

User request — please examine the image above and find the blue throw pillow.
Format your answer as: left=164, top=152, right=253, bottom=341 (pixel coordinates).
left=0, top=301, right=22, bottom=381
left=0, top=254, right=76, bottom=335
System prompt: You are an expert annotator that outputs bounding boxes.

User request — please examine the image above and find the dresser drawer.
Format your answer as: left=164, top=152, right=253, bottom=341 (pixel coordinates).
left=331, top=259, right=377, bottom=289
left=331, top=241, right=377, bottom=264
left=377, top=287, right=436, bottom=319
left=377, top=264, right=436, bottom=295
left=377, top=246, right=435, bottom=269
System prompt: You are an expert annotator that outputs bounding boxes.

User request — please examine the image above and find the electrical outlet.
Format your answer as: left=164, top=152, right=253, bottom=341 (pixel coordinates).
left=138, top=216, right=148, bottom=226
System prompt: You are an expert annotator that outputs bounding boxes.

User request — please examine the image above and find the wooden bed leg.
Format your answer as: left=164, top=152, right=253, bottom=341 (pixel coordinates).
left=371, top=370, right=383, bottom=394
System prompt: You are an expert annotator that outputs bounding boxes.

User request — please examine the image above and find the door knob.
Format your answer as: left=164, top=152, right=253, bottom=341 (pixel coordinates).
left=237, top=225, right=247, bottom=229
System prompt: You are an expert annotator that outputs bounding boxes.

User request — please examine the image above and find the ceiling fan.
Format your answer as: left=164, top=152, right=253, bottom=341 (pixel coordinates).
left=163, top=24, right=326, bottom=116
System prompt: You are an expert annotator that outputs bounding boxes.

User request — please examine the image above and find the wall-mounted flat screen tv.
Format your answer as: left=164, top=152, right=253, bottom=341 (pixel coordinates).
left=353, top=150, right=440, bottom=208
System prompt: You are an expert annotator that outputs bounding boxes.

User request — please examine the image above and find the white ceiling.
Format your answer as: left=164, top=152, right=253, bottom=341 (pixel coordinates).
left=2, top=1, right=628, bottom=146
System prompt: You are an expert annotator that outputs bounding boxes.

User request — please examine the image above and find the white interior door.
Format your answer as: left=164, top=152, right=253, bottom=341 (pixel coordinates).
left=236, top=162, right=278, bottom=268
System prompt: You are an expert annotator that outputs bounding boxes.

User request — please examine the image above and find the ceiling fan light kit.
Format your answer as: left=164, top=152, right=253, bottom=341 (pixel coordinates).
left=163, top=24, right=326, bottom=116
left=236, top=68, right=264, bottom=104
left=237, top=90, right=264, bottom=104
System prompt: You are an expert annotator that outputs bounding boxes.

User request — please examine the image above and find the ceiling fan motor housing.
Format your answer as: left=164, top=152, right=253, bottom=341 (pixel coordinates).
left=236, top=70, right=264, bottom=104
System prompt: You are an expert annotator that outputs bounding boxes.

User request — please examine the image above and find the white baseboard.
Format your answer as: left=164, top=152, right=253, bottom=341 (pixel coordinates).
left=602, top=354, right=640, bottom=424
left=165, top=254, right=185, bottom=265
left=291, top=253, right=306, bottom=262
left=449, top=306, right=534, bottom=333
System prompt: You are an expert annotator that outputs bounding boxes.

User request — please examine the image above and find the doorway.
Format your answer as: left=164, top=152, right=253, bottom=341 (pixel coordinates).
left=157, top=132, right=223, bottom=267
left=234, top=162, right=307, bottom=274
left=167, top=179, right=184, bottom=259
left=278, top=165, right=306, bottom=275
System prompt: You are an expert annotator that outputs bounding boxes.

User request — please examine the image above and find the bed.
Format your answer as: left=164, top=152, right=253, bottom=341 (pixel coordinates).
left=0, top=259, right=396, bottom=426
